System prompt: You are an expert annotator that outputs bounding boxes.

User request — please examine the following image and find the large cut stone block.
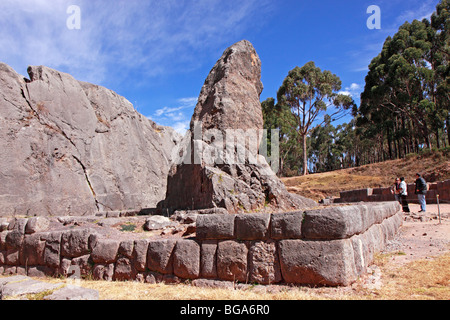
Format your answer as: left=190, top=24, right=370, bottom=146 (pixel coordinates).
left=91, top=239, right=120, bottom=264
left=61, top=229, right=95, bottom=258
left=42, top=232, right=63, bottom=268
left=147, top=239, right=176, bottom=274
left=173, top=240, right=200, bottom=280
left=133, top=240, right=149, bottom=272
left=235, top=213, right=270, bottom=240
left=248, top=240, right=281, bottom=285
left=196, top=214, right=235, bottom=240
left=270, top=211, right=303, bottom=240
left=216, top=240, right=248, bottom=282
left=200, top=240, right=217, bottom=279
left=278, top=239, right=357, bottom=286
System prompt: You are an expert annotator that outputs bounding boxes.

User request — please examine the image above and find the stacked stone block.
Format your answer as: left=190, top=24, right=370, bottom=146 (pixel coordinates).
left=338, top=179, right=450, bottom=204
left=0, top=202, right=402, bottom=287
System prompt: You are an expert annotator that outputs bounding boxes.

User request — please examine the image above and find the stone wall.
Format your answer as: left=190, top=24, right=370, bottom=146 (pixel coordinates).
left=337, top=179, right=450, bottom=204
left=0, top=202, right=402, bottom=287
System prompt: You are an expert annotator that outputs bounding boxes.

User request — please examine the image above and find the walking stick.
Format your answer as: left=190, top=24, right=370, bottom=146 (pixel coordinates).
left=437, top=194, right=441, bottom=225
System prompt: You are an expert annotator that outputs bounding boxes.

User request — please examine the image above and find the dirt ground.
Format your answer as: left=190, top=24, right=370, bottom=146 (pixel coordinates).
left=383, top=204, right=450, bottom=264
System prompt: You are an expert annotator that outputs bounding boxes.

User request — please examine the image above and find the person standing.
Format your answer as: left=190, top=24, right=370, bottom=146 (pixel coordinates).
left=415, top=173, right=427, bottom=213
left=399, top=177, right=410, bottom=213
left=391, top=178, right=401, bottom=203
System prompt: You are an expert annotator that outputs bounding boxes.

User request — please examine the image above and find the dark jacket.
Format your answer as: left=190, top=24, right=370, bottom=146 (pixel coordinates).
left=415, top=177, right=427, bottom=195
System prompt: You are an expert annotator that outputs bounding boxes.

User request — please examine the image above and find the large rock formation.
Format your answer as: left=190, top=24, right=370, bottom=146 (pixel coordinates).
left=161, top=40, right=317, bottom=213
left=0, top=63, right=178, bottom=217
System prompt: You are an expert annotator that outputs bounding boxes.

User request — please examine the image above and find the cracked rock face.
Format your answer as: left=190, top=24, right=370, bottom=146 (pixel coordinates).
left=0, top=63, right=179, bottom=217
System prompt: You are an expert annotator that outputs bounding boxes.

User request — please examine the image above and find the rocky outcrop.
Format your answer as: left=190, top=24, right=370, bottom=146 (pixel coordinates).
left=0, top=63, right=179, bottom=217
left=161, top=40, right=317, bottom=213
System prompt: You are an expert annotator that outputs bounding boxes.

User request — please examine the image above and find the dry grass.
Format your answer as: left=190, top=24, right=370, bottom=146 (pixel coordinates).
left=30, top=253, right=448, bottom=300
left=44, top=280, right=355, bottom=301
left=369, top=253, right=450, bottom=300
left=282, top=172, right=384, bottom=201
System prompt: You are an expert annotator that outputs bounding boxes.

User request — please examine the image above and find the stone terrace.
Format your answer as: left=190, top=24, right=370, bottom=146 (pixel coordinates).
left=1, top=202, right=402, bottom=288
left=336, top=179, right=450, bottom=204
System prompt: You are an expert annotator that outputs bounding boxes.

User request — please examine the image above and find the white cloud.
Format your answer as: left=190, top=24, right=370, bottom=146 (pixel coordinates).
left=177, top=97, right=198, bottom=108
left=0, top=0, right=106, bottom=82
left=150, top=96, right=198, bottom=133
left=172, top=121, right=191, bottom=135
left=349, top=83, right=360, bottom=91
left=339, top=83, right=362, bottom=99
left=155, top=106, right=185, bottom=117
left=0, top=0, right=271, bottom=85
left=394, top=0, right=436, bottom=25
left=339, top=91, right=352, bottom=97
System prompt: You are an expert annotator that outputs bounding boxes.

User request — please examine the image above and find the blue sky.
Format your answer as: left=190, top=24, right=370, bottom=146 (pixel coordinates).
left=0, top=0, right=440, bottom=133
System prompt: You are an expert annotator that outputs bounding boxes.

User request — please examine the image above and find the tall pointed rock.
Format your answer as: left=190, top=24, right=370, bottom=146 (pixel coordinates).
left=161, top=40, right=317, bottom=213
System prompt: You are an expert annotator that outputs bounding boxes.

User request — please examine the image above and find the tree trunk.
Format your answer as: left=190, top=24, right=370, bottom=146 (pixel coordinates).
left=436, top=128, right=441, bottom=150
left=387, top=126, right=393, bottom=160
left=447, top=117, right=450, bottom=147
left=302, top=133, right=308, bottom=176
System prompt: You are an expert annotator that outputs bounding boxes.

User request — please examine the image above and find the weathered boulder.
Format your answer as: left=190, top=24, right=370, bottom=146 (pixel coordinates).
left=0, top=219, right=8, bottom=232
left=143, top=216, right=174, bottom=231
left=0, top=276, right=63, bottom=299
left=25, top=217, right=50, bottom=234
left=44, top=285, right=99, bottom=300
left=161, top=40, right=317, bottom=213
left=0, top=276, right=99, bottom=300
left=0, top=63, right=178, bottom=217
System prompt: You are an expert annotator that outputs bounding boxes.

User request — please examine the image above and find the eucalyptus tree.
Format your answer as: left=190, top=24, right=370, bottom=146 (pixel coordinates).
left=359, top=0, right=449, bottom=154
left=277, top=61, right=354, bottom=175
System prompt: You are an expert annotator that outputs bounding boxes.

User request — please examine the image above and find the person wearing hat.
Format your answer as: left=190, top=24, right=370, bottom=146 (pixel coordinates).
left=415, top=173, right=427, bottom=213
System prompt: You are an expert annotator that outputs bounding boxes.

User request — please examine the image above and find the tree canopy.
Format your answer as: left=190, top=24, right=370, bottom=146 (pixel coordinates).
left=262, top=0, right=449, bottom=177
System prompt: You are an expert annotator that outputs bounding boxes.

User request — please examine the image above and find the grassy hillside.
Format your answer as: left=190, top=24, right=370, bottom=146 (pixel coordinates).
left=282, top=152, right=450, bottom=201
